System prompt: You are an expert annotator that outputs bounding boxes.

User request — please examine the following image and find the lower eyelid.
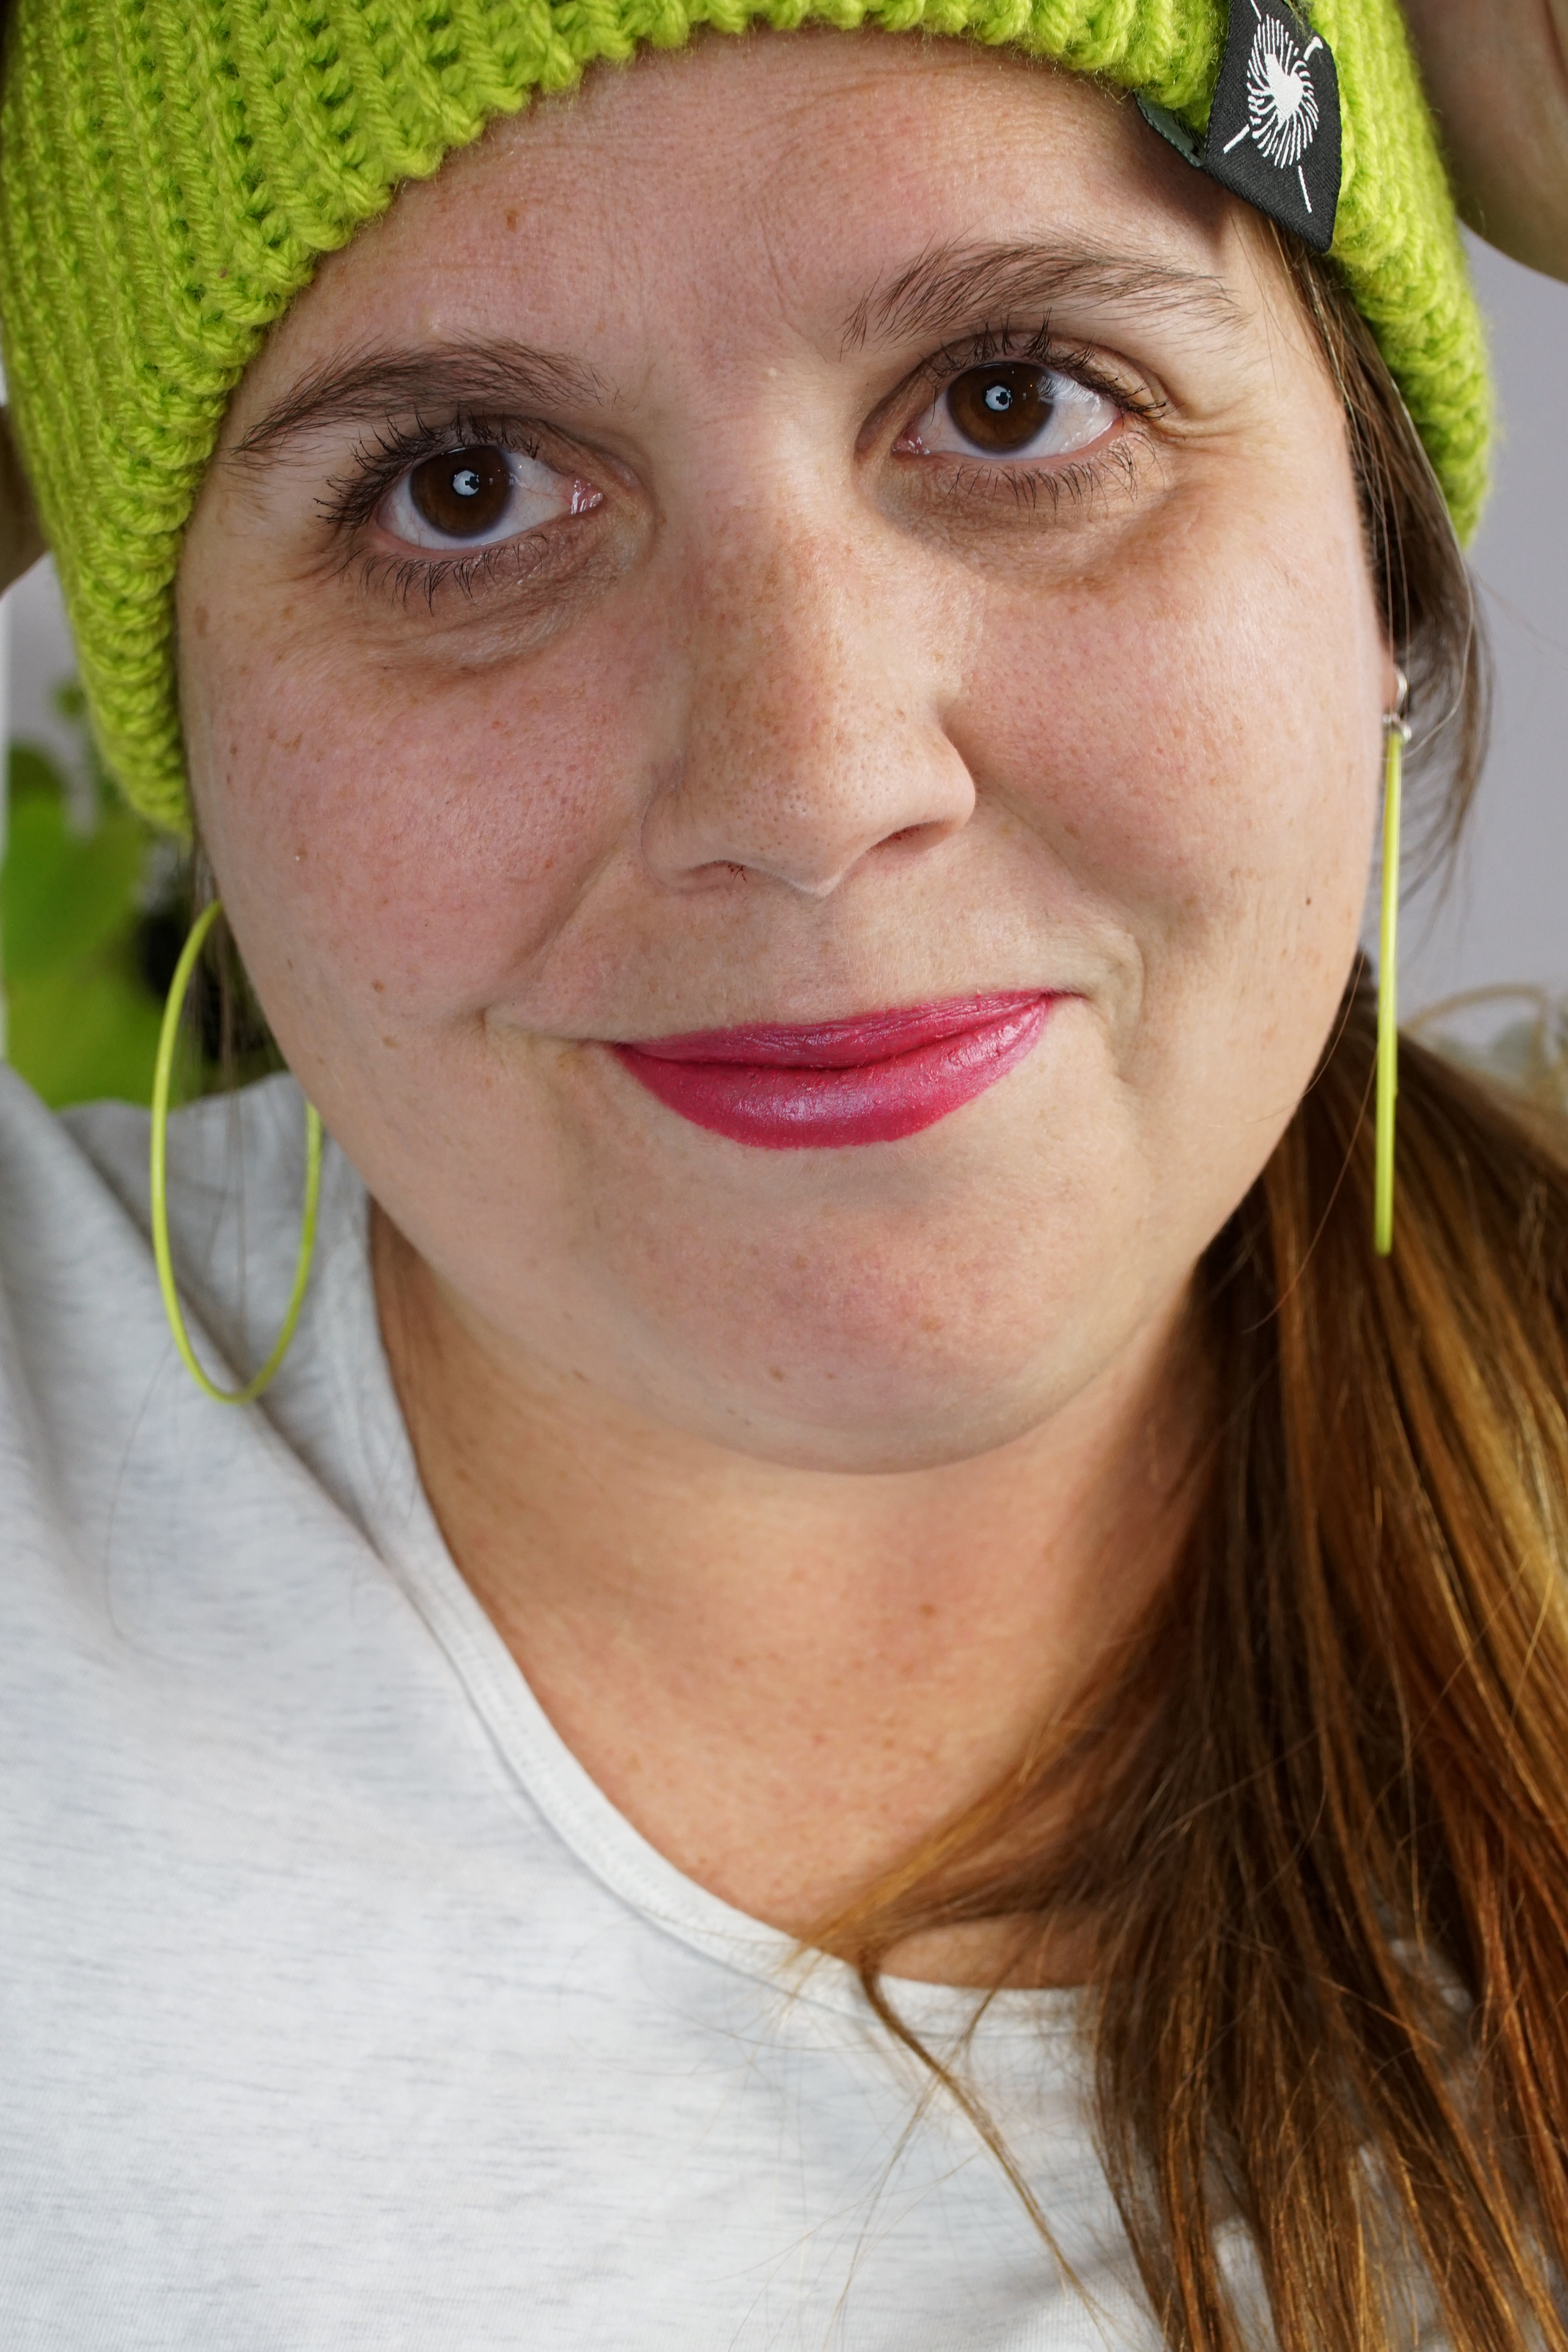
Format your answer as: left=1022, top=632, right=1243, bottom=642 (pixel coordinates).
left=903, top=429, right=1153, bottom=520
left=353, top=537, right=560, bottom=608
left=896, top=413, right=1124, bottom=466
left=348, top=494, right=615, bottom=608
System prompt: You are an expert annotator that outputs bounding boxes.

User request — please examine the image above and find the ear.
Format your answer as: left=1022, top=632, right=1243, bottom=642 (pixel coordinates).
left=0, top=407, right=43, bottom=594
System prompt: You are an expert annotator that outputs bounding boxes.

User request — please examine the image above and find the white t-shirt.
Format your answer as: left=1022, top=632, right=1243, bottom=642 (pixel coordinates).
left=0, top=1066, right=1168, bottom=2350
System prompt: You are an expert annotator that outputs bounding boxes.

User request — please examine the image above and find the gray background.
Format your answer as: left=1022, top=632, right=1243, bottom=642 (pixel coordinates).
left=7, top=232, right=1566, bottom=1018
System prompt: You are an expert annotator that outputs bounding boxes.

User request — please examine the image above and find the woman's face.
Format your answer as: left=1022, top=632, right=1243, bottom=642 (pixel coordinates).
left=180, top=31, right=1391, bottom=1473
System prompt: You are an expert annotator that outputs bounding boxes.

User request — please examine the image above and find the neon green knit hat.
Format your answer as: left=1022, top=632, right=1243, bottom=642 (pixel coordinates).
left=0, top=0, right=1488, bottom=835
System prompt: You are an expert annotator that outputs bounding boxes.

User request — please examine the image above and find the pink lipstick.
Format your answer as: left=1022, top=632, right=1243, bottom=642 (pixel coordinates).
left=612, top=991, right=1054, bottom=1148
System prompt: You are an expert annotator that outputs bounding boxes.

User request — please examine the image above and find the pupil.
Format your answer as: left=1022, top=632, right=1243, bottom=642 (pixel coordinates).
left=409, top=445, right=513, bottom=539
left=946, top=364, right=1053, bottom=454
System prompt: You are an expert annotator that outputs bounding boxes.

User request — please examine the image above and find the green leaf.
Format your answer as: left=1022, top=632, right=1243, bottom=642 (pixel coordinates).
left=6, top=952, right=163, bottom=1110
left=1, top=739, right=167, bottom=1105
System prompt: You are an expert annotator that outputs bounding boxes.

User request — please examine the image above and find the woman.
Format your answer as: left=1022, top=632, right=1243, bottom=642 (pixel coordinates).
left=0, top=1, right=1564, bottom=2345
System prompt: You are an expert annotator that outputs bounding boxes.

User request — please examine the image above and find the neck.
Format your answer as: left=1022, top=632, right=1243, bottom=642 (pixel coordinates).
left=373, top=1207, right=1201, bottom=1984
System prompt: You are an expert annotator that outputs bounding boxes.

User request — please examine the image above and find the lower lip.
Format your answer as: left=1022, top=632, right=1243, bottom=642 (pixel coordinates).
left=611, top=992, right=1055, bottom=1149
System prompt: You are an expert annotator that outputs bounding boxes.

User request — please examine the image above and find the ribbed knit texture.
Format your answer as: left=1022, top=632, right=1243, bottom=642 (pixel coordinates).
left=0, top=0, right=1489, bottom=832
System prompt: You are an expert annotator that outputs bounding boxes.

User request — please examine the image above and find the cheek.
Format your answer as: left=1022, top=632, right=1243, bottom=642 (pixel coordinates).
left=183, top=610, right=651, bottom=1043
left=958, top=483, right=1383, bottom=1100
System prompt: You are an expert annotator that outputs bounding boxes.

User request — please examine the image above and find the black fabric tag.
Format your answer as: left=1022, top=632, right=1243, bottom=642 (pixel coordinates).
left=1202, top=0, right=1340, bottom=251
left=1139, top=2, right=1341, bottom=256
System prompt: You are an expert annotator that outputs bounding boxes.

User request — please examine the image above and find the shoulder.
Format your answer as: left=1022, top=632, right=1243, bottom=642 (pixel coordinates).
left=0, top=1066, right=391, bottom=1726
left=0, top=1065, right=314, bottom=1349
left=0, top=1065, right=158, bottom=1371
left=0, top=1065, right=350, bottom=1477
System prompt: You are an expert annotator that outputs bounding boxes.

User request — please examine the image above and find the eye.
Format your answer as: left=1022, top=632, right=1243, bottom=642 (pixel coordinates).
left=898, top=363, right=1119, bottom=463
left=377, top=443, right=601, bottom=550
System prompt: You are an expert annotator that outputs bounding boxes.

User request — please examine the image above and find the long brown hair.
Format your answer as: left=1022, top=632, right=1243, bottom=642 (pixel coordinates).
left=816, top=244, right=1568, bottom=2348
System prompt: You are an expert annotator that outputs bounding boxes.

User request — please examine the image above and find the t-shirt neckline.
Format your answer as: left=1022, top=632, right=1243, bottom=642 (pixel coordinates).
left=321, top=1156, right=1081, bottom=2043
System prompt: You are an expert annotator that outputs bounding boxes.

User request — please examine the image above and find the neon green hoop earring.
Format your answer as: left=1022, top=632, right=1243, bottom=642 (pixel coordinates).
left=150, top=898, right=322, bottom=1404
left=1374, top=674, right=1411, bottom=1257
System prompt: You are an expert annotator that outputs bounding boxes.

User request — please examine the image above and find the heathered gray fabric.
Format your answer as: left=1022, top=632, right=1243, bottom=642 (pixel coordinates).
left=0, top=1067, right=1163, bottom=2351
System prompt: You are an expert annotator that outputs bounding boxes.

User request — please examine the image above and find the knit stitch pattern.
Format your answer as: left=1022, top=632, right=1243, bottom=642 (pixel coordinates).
left=0, top=0, right=1489, bottom=831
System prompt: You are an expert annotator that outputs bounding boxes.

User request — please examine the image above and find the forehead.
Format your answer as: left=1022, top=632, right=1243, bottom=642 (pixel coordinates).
left=252, top=32, right=1264, bottom=379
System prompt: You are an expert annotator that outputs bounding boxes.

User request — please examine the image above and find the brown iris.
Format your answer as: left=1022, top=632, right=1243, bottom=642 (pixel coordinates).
left=407, top=445, right=515, bottom=539
left=944, top=364, right=1054, bottom=455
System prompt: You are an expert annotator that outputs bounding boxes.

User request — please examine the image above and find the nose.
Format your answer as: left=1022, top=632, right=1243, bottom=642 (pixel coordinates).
left=639, top=506, right=976, bottom=898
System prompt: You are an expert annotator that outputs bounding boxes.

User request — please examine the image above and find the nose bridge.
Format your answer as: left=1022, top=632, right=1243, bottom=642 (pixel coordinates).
left=642, top=489, right=974, bottom=897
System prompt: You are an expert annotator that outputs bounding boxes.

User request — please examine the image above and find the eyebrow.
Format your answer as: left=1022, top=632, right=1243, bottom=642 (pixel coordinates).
left=233, top=242, right=1237, bottom=462
left=232, top=342, right=609, bottom=461
left=843, top=242, right=1240, bottom=351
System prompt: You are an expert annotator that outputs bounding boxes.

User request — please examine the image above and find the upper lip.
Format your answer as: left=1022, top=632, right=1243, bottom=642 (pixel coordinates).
left=615, top=991, right=1053, bottom=1069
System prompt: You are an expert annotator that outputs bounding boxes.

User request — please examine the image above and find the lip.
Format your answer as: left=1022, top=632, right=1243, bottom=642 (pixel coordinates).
left=611, top=991, right=1056, bottom=1148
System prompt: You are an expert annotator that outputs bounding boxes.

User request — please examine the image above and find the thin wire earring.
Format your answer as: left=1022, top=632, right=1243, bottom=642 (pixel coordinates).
left=150, top=897, right=323, bottom=1404
left=1375, top=672, right=1411, bottom=1257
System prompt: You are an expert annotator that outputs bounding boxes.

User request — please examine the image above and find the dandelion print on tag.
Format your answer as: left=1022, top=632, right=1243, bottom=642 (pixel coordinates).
left=1233, top=12, right=1322, bottom=176
left=1195, top=0, right=1341, bottom=254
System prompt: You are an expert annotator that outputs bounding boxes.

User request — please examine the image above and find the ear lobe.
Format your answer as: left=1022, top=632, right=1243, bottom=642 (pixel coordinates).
left=0, top=407, right=43, bottom=593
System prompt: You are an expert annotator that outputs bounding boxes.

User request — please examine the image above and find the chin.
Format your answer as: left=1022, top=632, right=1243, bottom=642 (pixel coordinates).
left=598, top=1198, right=1157, bottom=1470
left=658, top=1332, right=1089, bottom=1476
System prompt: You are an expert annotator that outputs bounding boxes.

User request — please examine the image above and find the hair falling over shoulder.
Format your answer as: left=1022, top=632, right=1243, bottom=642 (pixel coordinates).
left=1107, top=1004, right=1568, bottom=2351
left=817, top=251, right=1568, bottom=2347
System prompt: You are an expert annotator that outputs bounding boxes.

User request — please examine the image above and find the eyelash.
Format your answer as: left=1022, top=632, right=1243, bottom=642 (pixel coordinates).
left=910, top=317, right=1156, bottom=419
left=901, top=320, right=1162, bottom=504
left=322, top=409, right=567, bottom=607
left=324, top=327, right=1163, bottom=605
